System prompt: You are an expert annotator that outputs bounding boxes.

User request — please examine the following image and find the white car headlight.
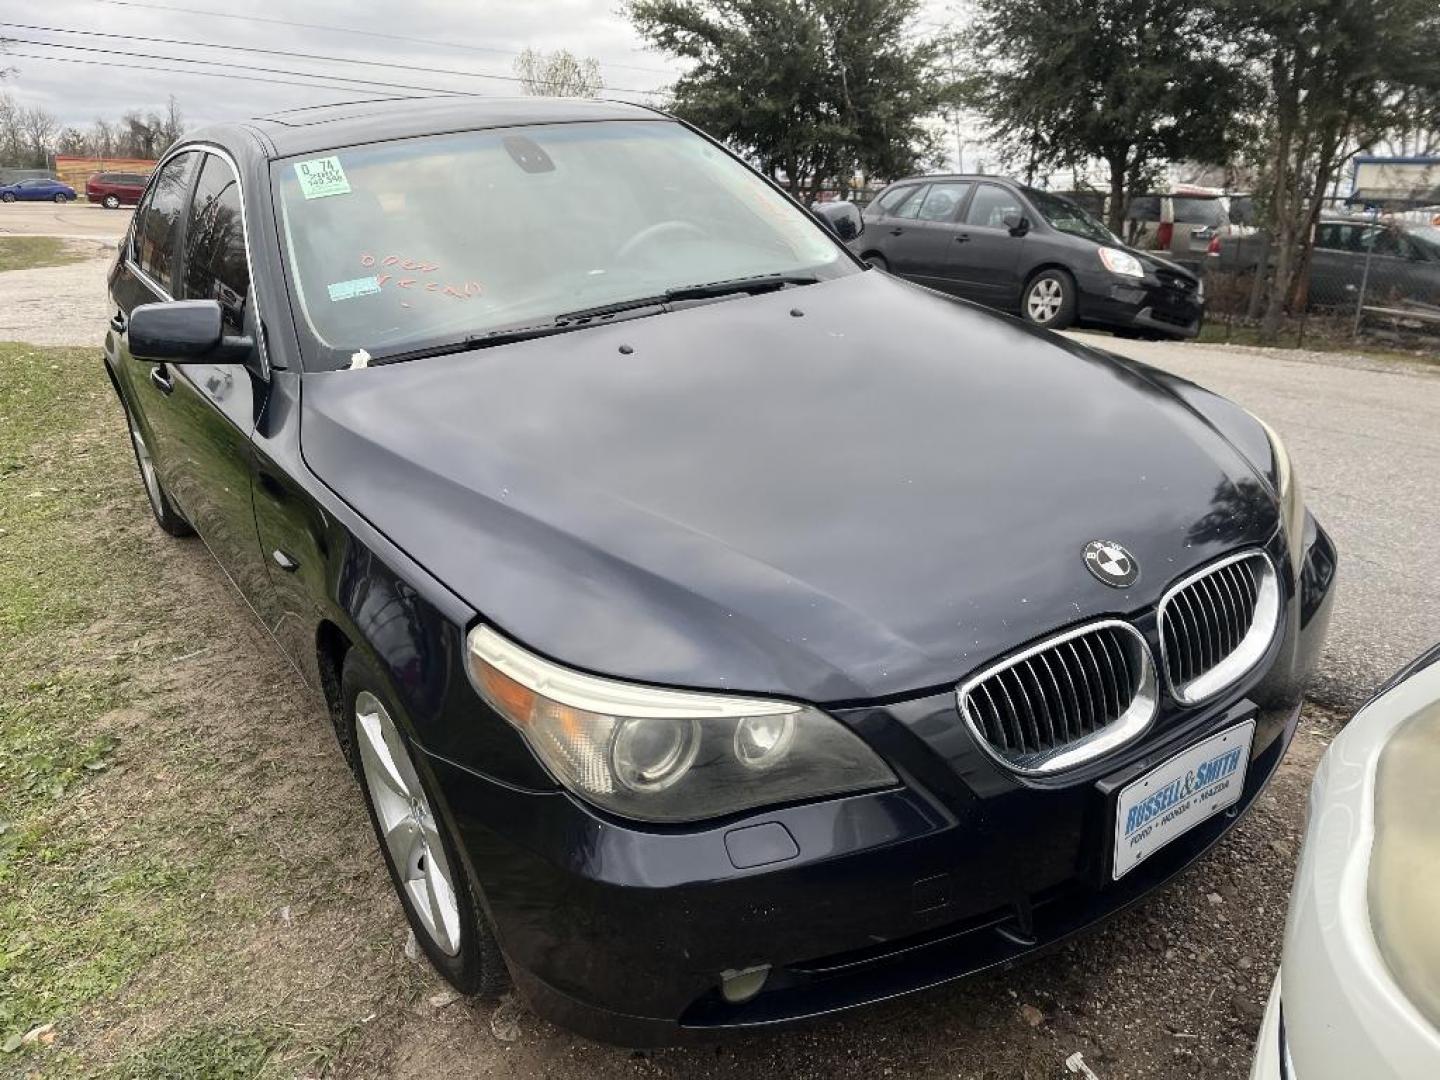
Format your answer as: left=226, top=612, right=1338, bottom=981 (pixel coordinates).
left=1368, top=698, right=1440, bottom=1031
left=1098, top=247, right=1145, bottom=278
left=467, top=626, right=896, bottom=822
left=1253, top=414, right=1306, bottom=577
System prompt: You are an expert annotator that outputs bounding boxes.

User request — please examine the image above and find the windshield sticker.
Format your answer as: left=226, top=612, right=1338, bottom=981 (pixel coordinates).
left=354, top=253, right=482, bottom=302
left=295, top=157, right=351, bottom=200
left=328, top=275, right=382, bottom=302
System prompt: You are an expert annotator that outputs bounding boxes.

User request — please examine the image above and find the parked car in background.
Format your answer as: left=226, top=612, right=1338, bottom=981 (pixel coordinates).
left=0, top=177, right=77, bottom=203
left=1125, top=189, right=1255, bottom=264
left=1251, top=644, right=1440, bottom=1080
left=855, top=174, right=1205, bottom=338
left=87, top=171, right=151, bottom=209
left=104, top=97, right=1333, bottom=1044
left=1214, top=216, right=1440, bottom=310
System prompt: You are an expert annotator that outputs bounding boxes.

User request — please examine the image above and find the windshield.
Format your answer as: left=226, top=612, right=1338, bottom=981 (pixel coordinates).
left=1024, top=188, right=1117, bottom=244
left=273, top=121, right=854, bottom=368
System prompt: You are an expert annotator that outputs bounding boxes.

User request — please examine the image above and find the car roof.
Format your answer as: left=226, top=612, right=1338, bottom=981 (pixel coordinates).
left=197, top=95, right=667, bottom=159
left=887, top=174, right=1019, bottom=187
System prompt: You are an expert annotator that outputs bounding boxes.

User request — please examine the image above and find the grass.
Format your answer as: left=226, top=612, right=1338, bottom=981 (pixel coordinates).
left=0, top=237, right=87, bottom=274
left=0, top=343, right=429, bottom=1076
left=1195, top=318, right=1440, bottom=366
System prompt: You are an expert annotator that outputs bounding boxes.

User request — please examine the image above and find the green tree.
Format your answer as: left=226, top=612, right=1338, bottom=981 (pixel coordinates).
left=1223, top=0, right=1440, bottom=337
left=967, top=0, right=1252, bottom=232
left=628, top=0, right=957, bottom=199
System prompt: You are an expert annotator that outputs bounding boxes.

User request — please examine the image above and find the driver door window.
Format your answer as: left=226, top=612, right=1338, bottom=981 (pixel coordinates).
left=182, top=154, right=251, bottom=334
left=135, top=152, right=199, bottom=291
left=965, top=184, right=1024, bottom=230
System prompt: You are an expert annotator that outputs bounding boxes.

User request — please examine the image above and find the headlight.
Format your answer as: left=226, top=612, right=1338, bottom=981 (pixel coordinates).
left=1098, top=247, right=1145, bottom=278
left=1368, top=699, right=1440, bottom=1031
left=1253, top=414, right=1306, bottom=576
left=466, top=626, right=897, bottom=822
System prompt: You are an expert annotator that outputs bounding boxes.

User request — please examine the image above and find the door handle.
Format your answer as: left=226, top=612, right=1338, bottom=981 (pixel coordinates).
left=109, top=312, right=127, bottom=333
left=149, top=366, right=174, bottom=395
left=889, top=227, right=904, bottom=236
left=955, top=234, right=972, bottom=243
left=271, top=549, right=300, bottom=573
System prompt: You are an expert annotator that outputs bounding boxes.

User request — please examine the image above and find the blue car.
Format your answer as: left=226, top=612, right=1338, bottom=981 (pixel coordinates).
left=0, top=177, right=77, bottom=203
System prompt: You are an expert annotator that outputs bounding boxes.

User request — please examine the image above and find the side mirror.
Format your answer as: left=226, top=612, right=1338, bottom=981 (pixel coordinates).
left=812, top=200, right=863, bottom=242
left=128, top=300, right=252, bottom=363
left=1003, top=212, right=1030, bottom=236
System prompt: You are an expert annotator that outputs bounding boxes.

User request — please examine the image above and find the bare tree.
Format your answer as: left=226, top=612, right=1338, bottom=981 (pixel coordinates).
left=21, top=105, right=58, bottom=164
left=156, top=94, right=185, bottom=149
left=0, top=93, right=21, bottom=163
left=88, top=117, right=116, bottom=158
left=513, top=48, right=603, bottom=98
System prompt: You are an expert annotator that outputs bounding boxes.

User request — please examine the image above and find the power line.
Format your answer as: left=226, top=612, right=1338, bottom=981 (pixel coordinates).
left=0, top=50, right=392, bottom=97
left=2, top=35, right=480, bottom=97
left=91, top=0, right=678, bottom=78
left=0, top=21, right=668, bottom=96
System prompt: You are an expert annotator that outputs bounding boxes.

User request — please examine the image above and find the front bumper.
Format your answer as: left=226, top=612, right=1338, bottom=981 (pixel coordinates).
left=431, top=524, right=1336, bottom=1046
left=1077, top=271, right=1205, bottom=338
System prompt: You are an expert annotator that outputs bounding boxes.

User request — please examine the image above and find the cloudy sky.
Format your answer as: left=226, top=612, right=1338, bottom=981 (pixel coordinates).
left=0, top=0, right=690, bottom=129
left=1, top=0, right=983, bottom=169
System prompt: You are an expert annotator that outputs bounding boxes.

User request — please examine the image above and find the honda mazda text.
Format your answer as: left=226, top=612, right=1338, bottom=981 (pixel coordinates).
left=102, top=97, right=1336, bottom=1044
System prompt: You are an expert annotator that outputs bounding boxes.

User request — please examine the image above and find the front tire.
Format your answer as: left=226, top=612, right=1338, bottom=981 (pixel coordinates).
left=103, top=195, right=121, bottom=210
left=124, top=404, right=193, bottom=536
left=1022, top=269, right=1078, bottom=330
left=343, top=649, right=507, bottom=997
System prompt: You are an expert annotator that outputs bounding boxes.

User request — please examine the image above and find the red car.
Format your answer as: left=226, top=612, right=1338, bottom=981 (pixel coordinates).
left=86, top=172, right=149, bottom=209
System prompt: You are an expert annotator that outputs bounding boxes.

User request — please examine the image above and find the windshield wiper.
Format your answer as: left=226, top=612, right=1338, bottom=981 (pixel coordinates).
left=664, top=272, right=819, bottom=302
left=369, top=274, right=821, bottom=365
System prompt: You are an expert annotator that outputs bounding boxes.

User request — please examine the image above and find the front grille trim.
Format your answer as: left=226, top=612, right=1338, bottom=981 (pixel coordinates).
left=957, top=620, right=1158, bottom=776
left=1157, top=549, right=1280, bottom=705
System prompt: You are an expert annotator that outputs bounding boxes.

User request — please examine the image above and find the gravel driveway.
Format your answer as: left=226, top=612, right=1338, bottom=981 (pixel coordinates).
left=1076, top=332, right=1440, bottom=708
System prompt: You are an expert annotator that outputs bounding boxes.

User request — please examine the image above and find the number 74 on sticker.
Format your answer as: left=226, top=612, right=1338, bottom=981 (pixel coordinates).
left=294, top=156, right=351, bottom=200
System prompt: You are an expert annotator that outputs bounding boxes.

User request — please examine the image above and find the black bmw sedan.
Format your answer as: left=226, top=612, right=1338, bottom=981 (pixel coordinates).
left=103, top=97, right=1335, bottom=1045
left=853, top=175, right=1206, bottom=339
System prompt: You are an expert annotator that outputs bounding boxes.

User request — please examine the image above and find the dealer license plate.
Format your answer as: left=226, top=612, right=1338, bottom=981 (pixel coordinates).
left=1112, top=719, right=1255, bottom=880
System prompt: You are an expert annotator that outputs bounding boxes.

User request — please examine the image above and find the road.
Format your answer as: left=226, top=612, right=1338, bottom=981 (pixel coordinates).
left=0, top=199, right=133, bottom=241
left=1075, top=331, right=1440, bottom=707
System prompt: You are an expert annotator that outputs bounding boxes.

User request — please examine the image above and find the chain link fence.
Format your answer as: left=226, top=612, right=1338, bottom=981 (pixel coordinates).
left=1131, top=195, right=1440, bottom=351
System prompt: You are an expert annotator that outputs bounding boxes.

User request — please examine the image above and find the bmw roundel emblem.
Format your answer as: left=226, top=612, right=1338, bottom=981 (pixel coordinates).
left=1083, top=540, right=1140, bottom=588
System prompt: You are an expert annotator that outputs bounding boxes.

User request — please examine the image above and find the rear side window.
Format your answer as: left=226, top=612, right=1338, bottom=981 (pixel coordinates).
left=182, top=154, right=250, bottom=333
left=914, top=181, right=972, bottom=222
left=135, top=152, right=198, bottom=288
left=874, top=183, right=918, bottom=216
left=965, top=184, right=1023, bottom=228
left=1170, top=197, right=1226, bottom=226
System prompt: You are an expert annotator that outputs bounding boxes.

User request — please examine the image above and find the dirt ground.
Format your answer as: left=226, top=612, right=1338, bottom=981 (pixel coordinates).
left=0, top=255, right=1379, bottom=1079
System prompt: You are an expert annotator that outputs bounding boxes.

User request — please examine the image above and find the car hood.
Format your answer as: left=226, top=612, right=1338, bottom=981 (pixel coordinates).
left=300, top=272, right=1277, bottom=703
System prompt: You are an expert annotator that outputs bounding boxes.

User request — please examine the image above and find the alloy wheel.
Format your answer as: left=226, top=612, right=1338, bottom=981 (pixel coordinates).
left=127, top=415, right=166, bottom=519
left=355, top=690, right=462, bottom=956
left=1027, top=278, right=1065, bottom=323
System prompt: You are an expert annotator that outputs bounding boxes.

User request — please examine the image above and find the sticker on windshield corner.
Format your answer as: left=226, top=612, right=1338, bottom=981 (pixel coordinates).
left=294, top=156, right=351, bottom=199
left=328, top=276, right=381, bottom=302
